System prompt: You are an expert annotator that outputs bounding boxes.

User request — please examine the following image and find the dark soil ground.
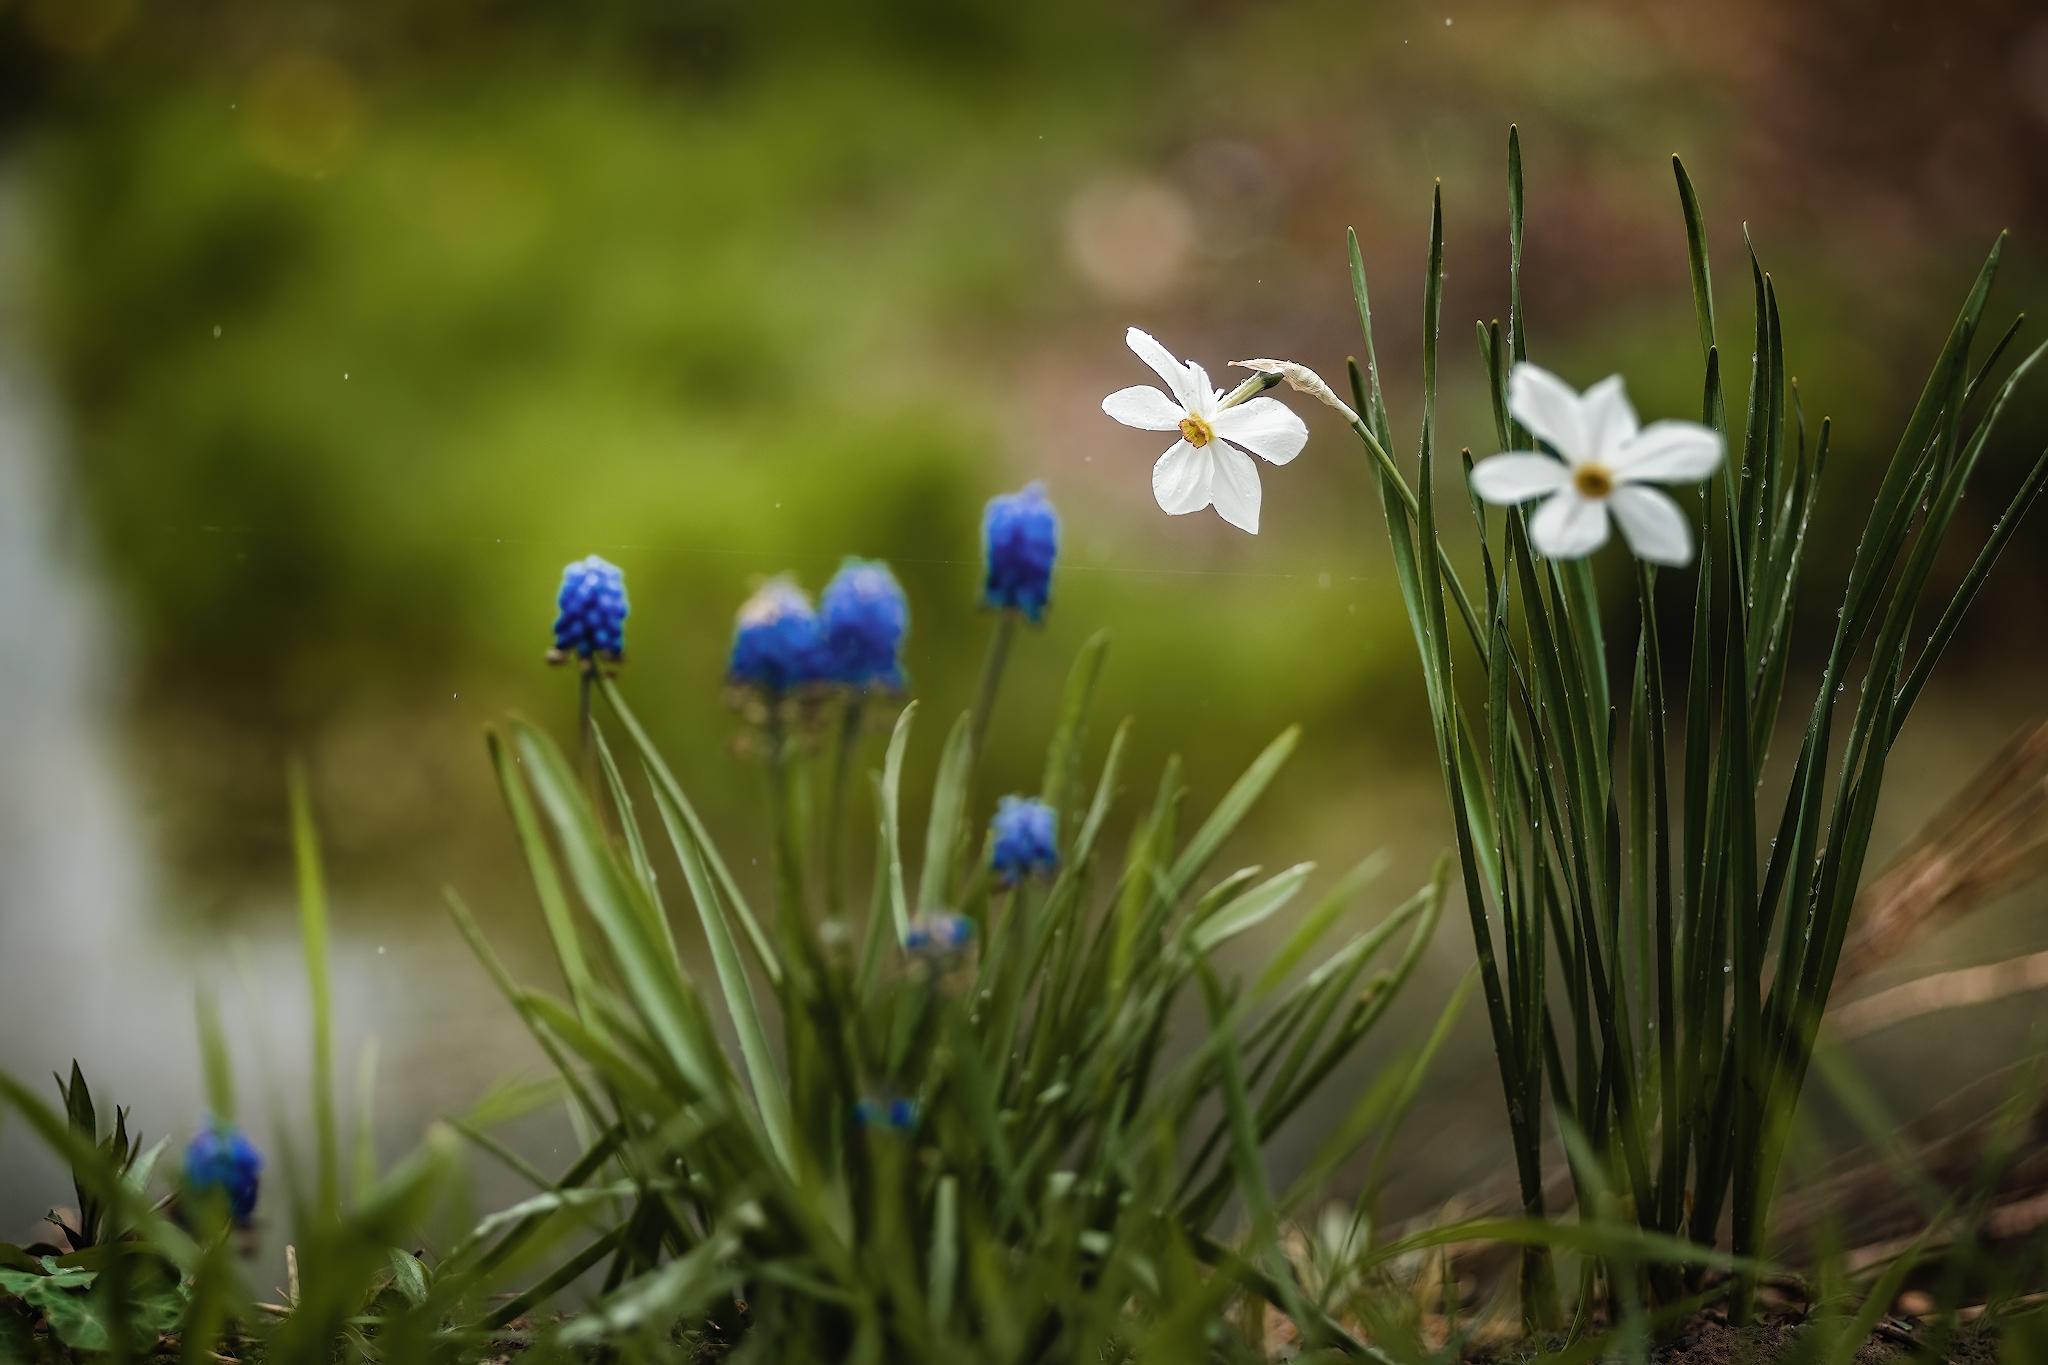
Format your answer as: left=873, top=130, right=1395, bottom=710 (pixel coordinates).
left=1475, top=1309, right=2003, bottom=1365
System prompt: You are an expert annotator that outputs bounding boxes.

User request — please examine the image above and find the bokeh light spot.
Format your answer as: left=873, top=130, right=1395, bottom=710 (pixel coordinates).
left=1063, top=176, right=1195, bottom=302
left=244, top=52, right=360, bottom=180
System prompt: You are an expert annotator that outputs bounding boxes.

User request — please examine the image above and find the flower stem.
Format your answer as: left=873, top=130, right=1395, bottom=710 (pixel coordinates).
left=577, top=665, right=595, bottom=789
left=764, top=702, right=803, bottom=923
left=825, top=694, right=865, bottom=920
left=968, top=610, right=1017, bottom=771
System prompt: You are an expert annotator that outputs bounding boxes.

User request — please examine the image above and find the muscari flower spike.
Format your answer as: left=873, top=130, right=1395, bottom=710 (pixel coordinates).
left=819, top=557, right=909, bottom=691
left=982, top=483, right=1059, bottom=623
left=728, top=576, right=826, bottom=692
left=904, top=911, right=976, bottom=955
left=1102, top=327, right=1309, bottom=535
left=184, top=1120, right=263, bottom=1224
left=853, top=1097, right=919, bottom=1133
left=991, top=795, right=1059, bottom=885
left=551, top=555, right=628, bottom=662
left=1468, top=363, right=1724, bottom=566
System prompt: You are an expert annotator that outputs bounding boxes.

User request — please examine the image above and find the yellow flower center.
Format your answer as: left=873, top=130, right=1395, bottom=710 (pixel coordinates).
left=1179, top=414, right=1215, bottom=448
left=1573, top=463, right=1615, bottom=499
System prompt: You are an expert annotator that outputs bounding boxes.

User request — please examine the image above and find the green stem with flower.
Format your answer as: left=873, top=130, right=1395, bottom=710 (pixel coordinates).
left=1335, top=138, right=2048, bottom=1330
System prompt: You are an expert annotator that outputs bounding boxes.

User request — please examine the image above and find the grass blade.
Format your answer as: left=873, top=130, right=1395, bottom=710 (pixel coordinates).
left=920, top=712, right=975, bottom=913
left=288, top=761, right=341, bottom=1219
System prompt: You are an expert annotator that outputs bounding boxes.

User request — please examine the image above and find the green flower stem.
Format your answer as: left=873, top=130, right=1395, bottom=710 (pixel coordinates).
left=577, top=665, right=596, bottom=787
left=968, top=609, right=1016, bottom=770
left=825, top=694, right=865, bottom=920
left=764, top=704, right=804, bottom=924
left=1344, top=373, right=1490, bottom=666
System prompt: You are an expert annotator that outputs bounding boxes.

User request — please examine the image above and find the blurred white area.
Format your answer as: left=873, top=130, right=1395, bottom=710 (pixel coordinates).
left=0, top=165, right=567, bottom=1261
left=0, top=162, right=181, bottom=1244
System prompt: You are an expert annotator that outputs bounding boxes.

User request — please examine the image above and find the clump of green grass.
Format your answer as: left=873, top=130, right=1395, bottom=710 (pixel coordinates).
left=440, top=608, right=1452, bottom=1360
left=1350, top=127, right=2048, bottom=1332
left=0, top=543, right=1450, bottom=1362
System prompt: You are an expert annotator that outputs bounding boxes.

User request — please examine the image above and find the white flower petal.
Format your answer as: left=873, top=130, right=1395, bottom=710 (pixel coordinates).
left=1528, top=490, right=1611, bottom=560
left=1580, top=375, right=1639, bottom=460
left=1126, top=327, right=1206, bottom=415
left=1209, top=442, right=1263, bottom=534
left=1152, top=442, right=1214, bottom=516
left=1611, top=420, right=1724, bottom=484
left=1102, top=384, right=1187, bottom=431
left=1469, top=452, right=1572, bottom=504
left=1211, top=396, right=1308, bottom=465
left=1608, top=485, right=1694, bottom=566
left=1507, top=362, right=1591, bottom=462
left=1185, top=359, right=1221, bottom=417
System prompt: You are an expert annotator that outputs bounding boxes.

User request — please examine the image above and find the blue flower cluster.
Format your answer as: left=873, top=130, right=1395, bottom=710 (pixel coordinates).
left=819, top=558, right=910, bottom=691
left=184, top=1121, right=263, bottom=1223
left=729, top=561, right=912, bottom=694
left=853, top=1097, right=919, bottom=1133
left=982, top=483, right=1059, bottom=622
left=728, top=578, right=824, bottom=692
left=991, top=796, right=1059, bottom=884
left=904, top=911, right=976, bottom=955
left=552, top=555, right=629, bottom=660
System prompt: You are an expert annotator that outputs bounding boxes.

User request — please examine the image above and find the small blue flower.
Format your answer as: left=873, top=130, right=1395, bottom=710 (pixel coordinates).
left=819, top=558, right=909, bottom=691
left=728, top=577, right=826, bottom=692
left=853, top=1097, right=919, bottom=1133
left=184, top=1121, right=263, bottom=1223
left=552, top=555, right=629, bottom=660
left=904, top=911, right=976, bottom=955
left=982, top=483, right=1059, bottom=623
left=991, top=796, right=1059, bottom=885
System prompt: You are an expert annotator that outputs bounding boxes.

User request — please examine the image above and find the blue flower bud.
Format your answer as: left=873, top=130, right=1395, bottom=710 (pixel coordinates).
left=552, top=555, right=629, bottom=660
left=184, top=1121, right=263, bottom=1224
left=904, top=911, right=976, bottom=955
left=728, top=577, right=826, bottom=692
left=982, top=483, right=1059, bottom=623
left=991, top=796, right=1059, bottom=885
left=853, top=1097, right=919, bottom=1133
left=819, top=557, right=909, bottom=691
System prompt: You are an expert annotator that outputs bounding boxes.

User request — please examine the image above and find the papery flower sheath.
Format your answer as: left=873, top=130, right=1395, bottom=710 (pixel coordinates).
left=1102, top=327, right=1308, bottom=534
left=982, top=483, right=1059, bottom=622
left=1469, top=363, right=1724, bottom=566
left=819, top=557, right=909, bottom=690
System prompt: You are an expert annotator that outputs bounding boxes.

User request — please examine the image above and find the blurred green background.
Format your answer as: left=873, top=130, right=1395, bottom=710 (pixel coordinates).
left=4, top=0, right=2048, bottom=1242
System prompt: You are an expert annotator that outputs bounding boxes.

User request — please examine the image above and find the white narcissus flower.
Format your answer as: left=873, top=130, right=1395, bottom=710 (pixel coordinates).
left=1101, top=327, right=1309, bottom=534
left=1469, top=363, right=1724, bottom=566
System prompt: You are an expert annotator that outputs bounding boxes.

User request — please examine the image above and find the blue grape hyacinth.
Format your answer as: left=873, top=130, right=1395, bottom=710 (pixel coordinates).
left=904, top=911, right=976, bottom=955
left=982, top=482, right=1059, bottom=622
left=552, top=555, right=629, bottom=661
left=853, top=1097, right=919, bottom=1133
left=820, top=557, right=909, bottom=691
left=184, top=1121, right=263, bottom=1224
left=729, top=577, right=826, bottom=693
left=991, top=795, right=1059, bottom=884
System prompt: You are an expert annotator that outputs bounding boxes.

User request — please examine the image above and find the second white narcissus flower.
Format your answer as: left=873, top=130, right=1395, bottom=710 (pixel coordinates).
left=1470, top=363, right=1724, bottom=566
left=1101, top=328, right=1308, bottom=534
